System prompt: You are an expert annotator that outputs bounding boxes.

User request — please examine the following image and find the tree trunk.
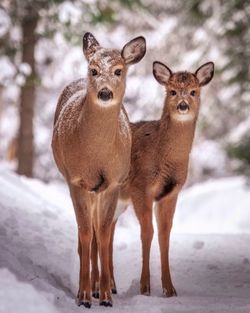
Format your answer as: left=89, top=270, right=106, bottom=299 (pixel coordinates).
left=17, top=13, right=38, bottom=177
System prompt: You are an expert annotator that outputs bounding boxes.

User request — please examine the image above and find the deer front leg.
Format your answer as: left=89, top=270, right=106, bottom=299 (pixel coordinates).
left=90, top=209, right=116, bottom=301
left=96, top=188, right=119, bottom=306
left=109, top=221, right=117, bottom=294
left=155, top=194, right=178, bottom=297
left=91, top=229, right=99, bottom=299
left=98, top=226, right=112, bottom=306
left=132, top=193, right=154, bottom=295
left=70, top=185, right=92, bottom=308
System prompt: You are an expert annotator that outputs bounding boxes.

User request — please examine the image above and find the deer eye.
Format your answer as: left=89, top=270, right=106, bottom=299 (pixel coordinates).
left=190, top=90, right=196, bottom=96
left=90, top=69, right=98, bottom=76
left=170, top=90, right=176, bottom=96
left=114, top=69, right=122, bottom=76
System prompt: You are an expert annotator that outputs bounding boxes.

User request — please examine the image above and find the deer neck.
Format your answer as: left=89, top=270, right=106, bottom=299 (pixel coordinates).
left=158, top=103, right=197, bottom=162
left=80, top=93, right=121, bottom=143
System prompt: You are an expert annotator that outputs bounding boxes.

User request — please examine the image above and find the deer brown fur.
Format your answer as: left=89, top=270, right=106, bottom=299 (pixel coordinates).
left=118, top=61, right=214, bottom=297
left=51, top=32, right=146, bottom=308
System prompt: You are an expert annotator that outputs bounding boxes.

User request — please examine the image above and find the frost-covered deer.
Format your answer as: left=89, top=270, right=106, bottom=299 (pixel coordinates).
left=119, top=61, right=214, bottom=296
left=52, top=32, right=146, bottom=308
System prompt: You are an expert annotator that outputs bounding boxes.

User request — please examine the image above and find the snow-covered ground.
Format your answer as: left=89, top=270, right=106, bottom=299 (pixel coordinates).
left=0, top=167, right=250, bottom=313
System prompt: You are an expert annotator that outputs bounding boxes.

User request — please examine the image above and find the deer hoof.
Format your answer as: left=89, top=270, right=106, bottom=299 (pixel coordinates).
left=111, top=278, right=117, bottom=294
left=77, top=299, right=92, bottom=308
left=76, top=291, right=92, bottom=308
left=100, top=300, right=112, bottom=307
left=111, top=288, right=117, bottom=294
left=100, top=291, right=112, bottom=307
left=163, top=286, right=177, bottom=297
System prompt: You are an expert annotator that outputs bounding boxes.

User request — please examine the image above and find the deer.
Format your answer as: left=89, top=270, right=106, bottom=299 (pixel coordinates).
left=51, top=32, right=146, bottom=308
left=118, top=61, right=214, bottom=297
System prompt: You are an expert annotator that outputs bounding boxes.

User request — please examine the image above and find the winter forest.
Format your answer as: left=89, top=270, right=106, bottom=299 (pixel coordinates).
left=0, top=0, right=250, bottom=312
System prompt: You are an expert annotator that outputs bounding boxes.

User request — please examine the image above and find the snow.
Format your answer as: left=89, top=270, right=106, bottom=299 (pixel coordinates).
left=58, top=2, right=82, bottom=26
left=0, top=56, right=16, bottom=85
left=0, top=168, right=250, bottom=312
left=189, top=139, right=228, bottom=182
left=19, top=62, right=32, bottom=76
left=118, top=110, right=130, bottom=138
left=0, top=268, right=59, bottom=313
left=228, top=116, right=250, bottom=144
left=0, top=8, right=11, bottom=37
left=146, top=17, right=177, bottom=47
left=174, top=176, right=250, bottom=234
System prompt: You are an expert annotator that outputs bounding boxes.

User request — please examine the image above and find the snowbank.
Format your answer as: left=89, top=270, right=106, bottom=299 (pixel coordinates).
left=174, top=176, right=250, bottom=234
left=0, top=268, right=59, bottom=313
left=0, top=167, right=250, bottom=312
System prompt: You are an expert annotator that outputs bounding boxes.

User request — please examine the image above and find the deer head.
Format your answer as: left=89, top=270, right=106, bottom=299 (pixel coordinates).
left=153, top=61, right=214, bottom=122
left=83, top=32, right=146, bottom=107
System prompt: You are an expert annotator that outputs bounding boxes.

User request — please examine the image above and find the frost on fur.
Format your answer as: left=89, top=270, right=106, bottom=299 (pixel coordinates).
left=83, top=32, right=100, bottom=61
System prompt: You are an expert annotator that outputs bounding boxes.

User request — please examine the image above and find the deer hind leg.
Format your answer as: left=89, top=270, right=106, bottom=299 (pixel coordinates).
left=91, top=228, right=100, bottom=299
left=109, top=221, right=117, bottom=294
left=77, top=234, right=82, bottom=298
left=155, top=193, right=178, bottom=297
left=131, top=192, right=154, bottom=295
left=96, top=188, right=119, bottom=306
left=70, top=184, right=92, bottom=308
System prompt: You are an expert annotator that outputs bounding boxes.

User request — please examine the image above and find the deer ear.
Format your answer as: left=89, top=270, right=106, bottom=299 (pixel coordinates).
left=83, top=32, right=100, bottom=61
left=153, top=61, right=172, bottom=85
left=121, top=36, right=146, bottom=65
left=195, top=62, right=214, bottom=86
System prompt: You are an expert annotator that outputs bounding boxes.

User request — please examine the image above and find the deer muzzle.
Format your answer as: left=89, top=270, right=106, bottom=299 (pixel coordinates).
left=98, top=88, right=113, bottom=101
left=177, top=101, right=189, bottom=114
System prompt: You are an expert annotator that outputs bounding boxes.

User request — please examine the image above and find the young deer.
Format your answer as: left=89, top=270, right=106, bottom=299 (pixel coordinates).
left=52, top=32, right=146, bottom=308
left=119, top=61, right=214, bottom=297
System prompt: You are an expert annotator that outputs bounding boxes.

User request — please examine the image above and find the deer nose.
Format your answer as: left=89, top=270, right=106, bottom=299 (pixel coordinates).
left=177, top=101, right=189, bottom=113
left=98, top=88, right=113, bottom=101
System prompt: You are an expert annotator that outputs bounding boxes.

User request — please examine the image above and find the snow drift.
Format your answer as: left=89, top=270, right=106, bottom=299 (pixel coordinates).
left=0, top=167, right=250, bottom=312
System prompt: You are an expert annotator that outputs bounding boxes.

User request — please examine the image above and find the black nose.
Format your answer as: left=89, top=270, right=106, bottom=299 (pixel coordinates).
left=98, top=88, right=113, bottom=101
left=177, top=101, right=189, bottom=112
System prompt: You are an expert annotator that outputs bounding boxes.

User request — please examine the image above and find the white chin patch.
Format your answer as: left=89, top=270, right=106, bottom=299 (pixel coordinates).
left=96, top=99, right=116, bottom=107
left=178, top=108, right=189, bottom=114
left=173, top=112, right=194, bottom=122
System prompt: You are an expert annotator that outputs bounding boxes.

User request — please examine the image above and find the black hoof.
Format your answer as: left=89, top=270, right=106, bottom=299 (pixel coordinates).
left=77, top=300, right=91, bottom=308
left=92, top=291, right=99, bottom=299
left=83, top=302, right=92, bottom=309
left=111, top=288, right=117, bottom=294
left=100, top=300, right=112, bottom=307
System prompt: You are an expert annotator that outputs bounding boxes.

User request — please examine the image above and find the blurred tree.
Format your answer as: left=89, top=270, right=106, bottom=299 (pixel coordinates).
left=220, top=0, right=250, bottom=94
left=181, top=0, right=250, bottom=177
left=1, top=0, right=140, bottom=177
left=182, top=0, right=250, bottom=105
left=5, top=0, right=60, bottom=177
left=227, top=135, right=250, bottom=177
left=17, top=4, right=38, bottom=177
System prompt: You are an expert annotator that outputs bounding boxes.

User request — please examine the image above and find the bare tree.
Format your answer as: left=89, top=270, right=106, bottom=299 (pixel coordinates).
left=17, top=6, right=38, bottom=177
